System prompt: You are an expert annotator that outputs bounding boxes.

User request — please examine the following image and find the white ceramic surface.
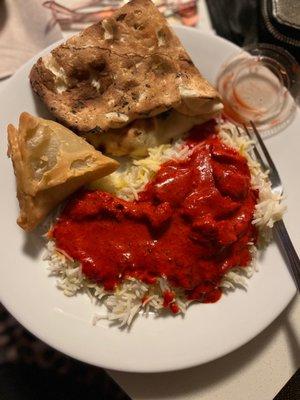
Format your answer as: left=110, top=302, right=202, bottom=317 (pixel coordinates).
left=0, top=27, right=298, bottom=373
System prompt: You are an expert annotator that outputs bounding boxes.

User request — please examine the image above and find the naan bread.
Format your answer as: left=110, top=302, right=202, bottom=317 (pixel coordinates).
left=30, top=0, right=222, bottom=134
left=7, top=112, right=119, bottom=231
left=83, top=110, right=215, bottom=157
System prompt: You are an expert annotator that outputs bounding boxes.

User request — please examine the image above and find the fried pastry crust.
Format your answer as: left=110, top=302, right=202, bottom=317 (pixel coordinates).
left=7, top=112, right=118, bottom=231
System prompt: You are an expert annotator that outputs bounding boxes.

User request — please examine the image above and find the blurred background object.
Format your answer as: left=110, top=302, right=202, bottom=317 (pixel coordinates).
left=0, top=0, right=62, bottom=79
left=43, top=0, right=199, bottom=30
left=206, top=0, right=300, bottom=63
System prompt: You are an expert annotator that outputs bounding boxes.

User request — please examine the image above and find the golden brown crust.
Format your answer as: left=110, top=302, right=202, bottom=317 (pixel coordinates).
left=82, top=109, right=219, bottom=157
left=30, top=0, right=221, bottom=133
left=7, top=112, right=119, bottom=231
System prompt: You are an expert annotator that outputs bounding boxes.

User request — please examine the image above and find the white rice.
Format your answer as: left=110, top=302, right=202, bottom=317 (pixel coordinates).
left=44, top=122, right=285, bottom=327
left=219, top=122, right=286, bottom=241
left=88, top=140, right=191, bottom=200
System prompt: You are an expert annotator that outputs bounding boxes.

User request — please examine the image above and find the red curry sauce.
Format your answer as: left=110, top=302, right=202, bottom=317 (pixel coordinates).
left=52, top=122, right=258, bottom=307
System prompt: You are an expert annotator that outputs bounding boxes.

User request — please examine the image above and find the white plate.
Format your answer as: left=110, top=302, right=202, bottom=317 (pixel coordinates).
left=0, top=27, right=298, bottom=373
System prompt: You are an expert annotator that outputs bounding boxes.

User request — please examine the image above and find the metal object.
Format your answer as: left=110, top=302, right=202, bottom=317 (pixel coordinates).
left=238, top=121, right=300, bottom=291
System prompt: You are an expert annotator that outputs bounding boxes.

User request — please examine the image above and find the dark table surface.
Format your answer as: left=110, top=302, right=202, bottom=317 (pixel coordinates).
left=0, top=304, right=130, bottom=400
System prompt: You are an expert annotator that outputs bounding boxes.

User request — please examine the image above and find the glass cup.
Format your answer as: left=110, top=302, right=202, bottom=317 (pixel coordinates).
left=216, top=43, right=300, bottom=136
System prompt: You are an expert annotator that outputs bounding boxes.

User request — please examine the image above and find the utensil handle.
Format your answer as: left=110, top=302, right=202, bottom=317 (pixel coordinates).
left=273, top=220, right=300, bottom=291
